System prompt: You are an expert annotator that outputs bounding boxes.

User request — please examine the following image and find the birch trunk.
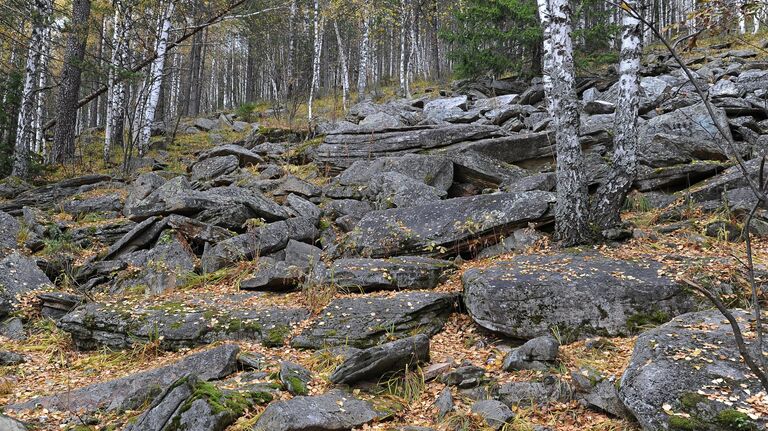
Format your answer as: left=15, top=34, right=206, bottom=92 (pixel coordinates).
left=399, top=0, right=410, bottom=98
left=308, top=0, right=324, bottom=120
left=12, top=0, right=52, bottom=178
left=105, top=0, right=131, bottom=164
left=34, top=23, right=52, bottom=156
left=548, top=0, right=590, bottom=245
left=357, top=4, right=370, bottom=102
left=591, top=0, right=642, bottom=229
left=137, top=0, right=174, bottom=157
left=536, top=0, right=553, bottom=113
left=334, top=21, right=350, bottom=111
left=286, top=0, right=297, bottom=99
left=738, top=0, right=747, bottom=34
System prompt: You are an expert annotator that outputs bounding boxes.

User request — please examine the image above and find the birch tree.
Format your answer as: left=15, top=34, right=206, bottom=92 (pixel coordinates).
left=334, top=20, right=350, bottom=110
left=137, top=0, right=175, bottom=156
left=357, top=3, right=370, bottom=102
left=591, top=0, right=643, bottom=229
left=399, top=0, right=411, bottom=98
left=308, top=0, right=325, bottom=121
left=105, top=0, right=132, bottom=164
left=548, top=0, right=590, bottom=245
left=12, top=0, right=52, bottom=178
left=536, top=0, right=553, bottom=111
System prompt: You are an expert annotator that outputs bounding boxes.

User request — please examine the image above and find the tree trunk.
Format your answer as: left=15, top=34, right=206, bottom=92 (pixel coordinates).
left=52, top=0, right=92, bottom=165
left=12, top=0, right=52, bottom=178
left=308, top=0, right=324, bottom=121
left=399, top=0, right=410, bottom=98
left=137, top=0, right=174, bottom=156
left=105, top=0, right=131, bottom=164
left=591, top=0, right=643, bottom=230
left=548, top=0, right=590, bottom=245
left=334, top=21, right=350, bottom=111
left=536, top=0, right=553, bottom=111
left=357, top=3, right=370, bottom=102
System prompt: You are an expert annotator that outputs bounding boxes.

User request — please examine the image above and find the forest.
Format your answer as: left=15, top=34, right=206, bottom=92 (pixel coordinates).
left=2, top=0, right=768, bottom=430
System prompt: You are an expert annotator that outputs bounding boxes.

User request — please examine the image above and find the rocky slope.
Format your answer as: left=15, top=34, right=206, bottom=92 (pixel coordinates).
left=1, top=41, right=768, bottom=430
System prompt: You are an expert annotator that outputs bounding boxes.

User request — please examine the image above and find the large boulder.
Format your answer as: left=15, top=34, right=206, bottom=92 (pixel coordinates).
left=292, top=292, right=458, bottom=349
left=7, top=344, right=239, bottom=414
left=253, top=390, right=379, bottom=431
left=345, top=192, right=554, bottom=258
left=620, top=309, right=768, bottom=431
left=329, top=334, right=430, bottom=384
left=58, top=299, right=309, bottom=350
left=198, top=144, right=263, bottom=166
left=0, top=210, right=20, bottom=257
left=327, top=257, right=453, bottom=292
left=0, top=252, right=53, bottom=319
left=190, top=155, right=240, bottom=183
left=0, top=174, right=113, bottom=215
left=463, top=253, right=695, bottom=340
left=61, top=193, right=123, bottom=218
left=336, top=154, right=454, bottom=192
left=424, top=96, right=469, bottom=122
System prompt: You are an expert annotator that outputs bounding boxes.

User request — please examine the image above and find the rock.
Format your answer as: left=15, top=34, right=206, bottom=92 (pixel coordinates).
left=337, top=154, right=454, bottom=192
left=327, top=257, right=453, bottom=292
left=638, top=102, right=740, bottom=167
left=476, top=228, right=542, bottom=258
left=114, top=232, right=197, bottom=295
left=424, top=96, right=468, bottom=122
left=194, top=117, right=217, bottom=131
left=8, top=344, right=239, bottom=414
left=125, top=172, right=166, bottom=209
left=58, top=300, right=309, bottom=351
left=359, top=111, right=404, bottom=128
left=273, top=176, right=322, bottom=198
left=346, top=192, right=554, bottom=258
left=191, top=155, right=239, bottom=183
left=448, top=150, right=528, bottom=189
left=292, top=292, right=457, bottom=349
left=620, top=309, right=768, bottom=431
left=440, top=365, right=486, bottom=389
left=0, top=414, right=28, bottom=431
left=70, top=218, right=137, bottom=249
left=286, top=194, right=322, bottom=221
left=601, top=76, right=671, bottom=114
left=284, top=240, right=323, bottom=270
left=705, top=220, right=741, bottom=241
left=195, top=186, right=290, bottom=229
left=316, top=124, right=502, bottom=170
left=367, top=172, right=447, bottom=208
left=253, top=390, right=379, bottom=431
left=201, top=217, right=317, bottom=273
left=240, top=257, right=306, bottom=291
left=496, top=376, right=572, bottom=407
left=124, top=374, right=257, bottom=431
left=198, top=144, right=263, bottom=166
left=502, top=336, right=559, bottom=371
left=0, top=317, right=25, bottom=340
left=0, top=211, right=19, bottom=257
left=0, top=252, right=52, bottom=319
left=710, top=79, right=742, bottom=98
left=435, top=387, right=453, bottom=419
left=572, top=367, right=631, bottom=419
left=61, top=193, right=122, bottom=218
left=329, top=334, right=430, bottom=384
left=634, top=162, right=729, bottom=192
left=440, top=131, right=556, bottom=164
left=736, top=69, right=768, bottom=93
left=0, top=174, right=113, bottom=216
left=0, top=350, right=25, bottom=365
left=37, top=292, right=81, bottom=321
left=471, top=400, right=515, bottom=430
left=280, top=361, right=313, bottom=395
left=584, top=100, right=615, bottom=114
left=239, top=352, right=266, bottom=370
left=463, top=253, right=694, bottom=340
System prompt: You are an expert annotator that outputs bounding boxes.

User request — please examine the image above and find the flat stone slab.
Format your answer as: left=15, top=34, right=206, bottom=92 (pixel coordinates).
left=463, top=253, right=695, bottom=340
left=327, top=257, right=453, bottom=292
left=59, top=300, right=309, bottom=350
left=620, top=309, right=768, bottom=431
left=7, top=344, right=239, bottom=414
left=253, top=390, right=379, bottom=431
left=345, top=191, right=554, bottom=258
left=292, top=292, right=458, bottom=349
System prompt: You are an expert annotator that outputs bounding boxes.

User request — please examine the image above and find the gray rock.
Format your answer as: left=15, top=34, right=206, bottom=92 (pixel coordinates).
left=463, top=253, right=694, bottom=340
left=0, top=252, right=52, bottom=319
left=584, top=100, right=615, bottom=114
left=424, top=96, right=468, bottom=122
left=600, top=76, right=671, bottom=114
left=191, top=155, right=239, bottom=183
left=327, top=256, right=452, bottom=292
left=476, top=228, right=542, bottom=258
left=620, top=309, right=768, bottom=431
left=58, top=300, right=308, bottom=351
left=502, top=336, right=559, bottom=371
left=440, top=365, right=486, bottom=389
left=448, top=150, right=528, bottom=189
left=359, top=111, right=404, bottom=128
left=0, top=174, right=113, bottom=216
left=198, top=144, right=263, bottom=166
left=346, top=192, right=554, bottom=258
left=0, top=317, right=25, bottom=340
left=280, top=361, right=313, bottom=395
left=0, top=350, right=25, bottom=365
left=114, top=232, right=197, bottom=295
left=496, top=376, right=572, bottom=407
left=502, top=173, right=557, bottom=193
left=253, top=390, right=379, bottom=431
left=70, top=218, right=137, bottom=249
left=0, top=211, right=19, bottom=257
left=736, top=69, right=768, bottom=93
left=286, top=194, right=322, bottom=221
left=38, top=292, right=81, bottom=321
left=367, top=172, right=446, bottom=208
left=0, top=414, right=28, bottom=431
left=435, top=387, right=453, bottom=419
left=710, top=79, right=742, bottom=98
left=61, top=193, right=122, bottom=218
left=240, top=257, right=306, bottom=291
left=572, top=367, right=631, bottom=419
left=634, top=162, right=729, bottom=192
left=201, top=217, right=317, bottom=273
left=337, top=154, right=454, bottom=192
left=438, top=131, right=556, bottom=164
left=273, top=176, right=322, bottom=198
left=292, top=292, right=457, bottom=349
left=194, top=117, right=217, bottom=131
left=7, top=344, right=239, bottom=413
left=329, top=334, right=430, bottom=384
left=471, top=400, right=515, bottom=430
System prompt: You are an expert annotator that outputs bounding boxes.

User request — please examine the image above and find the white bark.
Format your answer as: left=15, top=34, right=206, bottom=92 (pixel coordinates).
left=399, top=0, right=410, bottom=98
left=308, top=0, right=324, bottom=120
left=548, top=0, right=590, bottom=245
left=739, top=0, right=747, bottom=34
left=105, top=0, right=132, bottom=163
left=137, top=0, right=174, bottom=157
left=34, top=24, right=52, bottom=156
left=592, top=0, right=643, bottom=229
left=12, top=0, right=52, bottom=178
left=536, top=0, right=553, bottom=111
left=357, top=4, right=370, bottom=102
left=334, top=21, right=350, bottom=111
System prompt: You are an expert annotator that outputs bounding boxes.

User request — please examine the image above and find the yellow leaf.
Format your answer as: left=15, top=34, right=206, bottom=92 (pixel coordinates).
left=620, top=1, right=632, bottom=12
